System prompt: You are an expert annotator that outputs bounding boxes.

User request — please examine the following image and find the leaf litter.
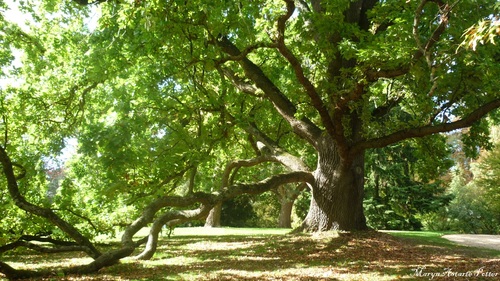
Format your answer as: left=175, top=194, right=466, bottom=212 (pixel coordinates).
left=1, top=230, right=498, bottom=280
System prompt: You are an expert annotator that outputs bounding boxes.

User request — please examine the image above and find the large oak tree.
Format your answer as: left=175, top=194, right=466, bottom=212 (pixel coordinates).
left=77, top=0, right=498, bottom=231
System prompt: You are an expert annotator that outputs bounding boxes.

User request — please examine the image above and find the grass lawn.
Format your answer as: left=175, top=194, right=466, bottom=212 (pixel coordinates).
left=383, top=230, right=463, bottom=247
left=1, top=228, right=499, bottom=280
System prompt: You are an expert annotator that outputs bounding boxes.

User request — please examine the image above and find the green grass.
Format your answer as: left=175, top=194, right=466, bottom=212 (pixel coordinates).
left=382, top=230, right=458, bottom=247
left=169, top=227, right=292, bottom=237
left=95, top=227, right=292, bottom=244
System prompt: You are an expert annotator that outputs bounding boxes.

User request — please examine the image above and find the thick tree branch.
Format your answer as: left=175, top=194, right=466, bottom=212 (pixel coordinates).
left=365, top=67, right=411, bottom=82
left=135, top=204, right=212, bottom=260
left=3, top=240, right=133, bottom=278
left=351, top=98, right=500, bottom=154
left=0, top=146, right=101, bottom=259
left=217, top=42, right=276, bottom=64
left=331, top=83, right=366, bottom=159
left=123, top=171, right=314, bottom=243
left=17, top=235, right=78, bottom=246
left=275, top=0, right=337, bottom=142
left=220, top=171, right=315, bottom=199
left=121, top=192, right=214, bottom=248
left=0, top=240, right=89, bottom=255
left=62, top=246, right=135, bottom=275
left=238, top=120, right=311, bottom=172
left=206, top=118, right=312, bottom=226
left=0, top=261, right=47, bottom=280
left=137, top=168, right=314, bottom=260
left=216, top=36, right=322, bottom=146
left=0, top=234, right=82, bottom=255
left=223, top=155, right=280, bottom=186
left=217, top=67, right=262, bottom=97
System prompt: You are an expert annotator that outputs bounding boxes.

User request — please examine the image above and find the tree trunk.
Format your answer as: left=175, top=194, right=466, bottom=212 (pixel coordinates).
left=204, top=203, right=221, bottom=227
left=278, top=199, right=294, bottom=228
left=276, top=183, right=305, bottom=228
left=300, top=136, right=367, bottom=231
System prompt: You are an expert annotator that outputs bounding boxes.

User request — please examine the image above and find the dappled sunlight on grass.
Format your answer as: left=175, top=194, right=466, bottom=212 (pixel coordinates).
left=171, top=227, right=291, bottom=237
left=2, top=252, right=93, bottom=271
left=180, top=240, right=264, bottom=251
left=1, top=228, right=499, bottom=280
left=141, top=256, right=203, bottom=267
left=230, top=255, right=280, bottom=262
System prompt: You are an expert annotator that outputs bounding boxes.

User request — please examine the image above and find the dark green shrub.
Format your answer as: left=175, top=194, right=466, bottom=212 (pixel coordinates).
left=220, top=194, right=256, bottom=227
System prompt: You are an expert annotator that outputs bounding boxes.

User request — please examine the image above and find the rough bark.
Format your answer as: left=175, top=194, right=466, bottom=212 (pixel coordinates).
left=216, top=0, right=500, bottom=234
left=300, top=135, right=367, bottom=232
left=63, top=246, right=135, bottom=275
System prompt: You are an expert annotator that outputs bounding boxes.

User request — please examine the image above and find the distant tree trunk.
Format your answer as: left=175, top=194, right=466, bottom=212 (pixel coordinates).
left=204, top=203, right=221, bottom=227
left=276, top=183, right=305, bottom=228
left=278, top=199, right=294, bottom=228
left=300, top=136, right=367, bottom=231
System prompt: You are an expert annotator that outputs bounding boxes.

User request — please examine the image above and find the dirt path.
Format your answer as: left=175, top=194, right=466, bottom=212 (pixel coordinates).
left=443, top=234, right=500, bottom=251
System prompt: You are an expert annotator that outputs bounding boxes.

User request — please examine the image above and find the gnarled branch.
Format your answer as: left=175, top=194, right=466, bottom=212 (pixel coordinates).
left=216, top=35, right=322, bottom=146
left=352, top=98, right=500, bottom=154
left=274, top=0, right=337, bottom=143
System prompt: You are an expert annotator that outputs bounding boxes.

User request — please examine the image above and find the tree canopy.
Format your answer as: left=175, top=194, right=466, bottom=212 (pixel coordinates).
left=0, top=0, right=499, bottom=279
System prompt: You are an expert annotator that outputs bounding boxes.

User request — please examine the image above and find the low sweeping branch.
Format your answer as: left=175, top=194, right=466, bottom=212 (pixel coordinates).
left=0, top=146, right=101, bottom=260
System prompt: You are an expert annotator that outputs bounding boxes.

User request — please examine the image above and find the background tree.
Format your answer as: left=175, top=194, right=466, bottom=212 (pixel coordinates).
left=476, top=126, right=500, bottom=219
left=364, top=135, right=453, bottom=230
left=423, top=124, right=500, bottom=234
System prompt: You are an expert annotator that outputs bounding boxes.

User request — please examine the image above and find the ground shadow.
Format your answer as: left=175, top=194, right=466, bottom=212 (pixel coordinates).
left=2, top=231, right=499, bottom=280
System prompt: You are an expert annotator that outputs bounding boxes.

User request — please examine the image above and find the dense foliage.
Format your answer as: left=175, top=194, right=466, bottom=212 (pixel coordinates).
left=363, top=135, right=453, bottom=230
